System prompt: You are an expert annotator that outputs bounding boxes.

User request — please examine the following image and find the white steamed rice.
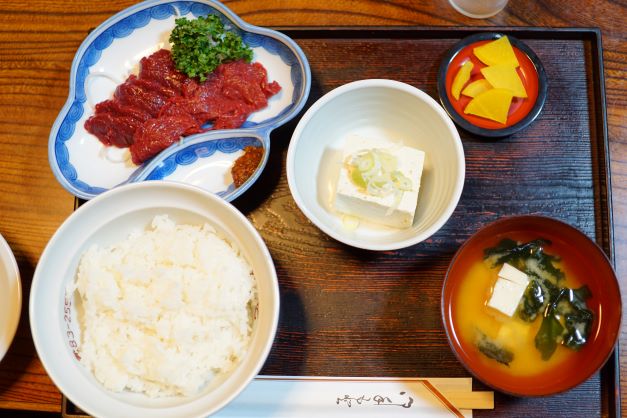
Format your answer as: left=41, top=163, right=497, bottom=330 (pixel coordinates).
left=72, top=214, right=257, bottom=397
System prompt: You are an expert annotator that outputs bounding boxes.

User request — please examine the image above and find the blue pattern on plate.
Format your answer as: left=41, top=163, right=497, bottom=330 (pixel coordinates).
left=217, top=183, right=236, bottom=198
left=50, top=0, right=310, bottom=200
left=145, top=137, right=258, bottom=181
left=172, top=2, right=194, bottom=16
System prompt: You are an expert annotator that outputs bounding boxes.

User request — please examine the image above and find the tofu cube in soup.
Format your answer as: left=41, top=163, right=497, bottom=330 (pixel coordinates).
left=487, top=263, right=529, bottom=317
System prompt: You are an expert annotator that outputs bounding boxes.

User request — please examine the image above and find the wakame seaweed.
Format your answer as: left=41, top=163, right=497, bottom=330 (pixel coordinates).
left=534, top=286, right=593, bottom=359
left=484, top=238, right=564, bottom=283
left=535, top=312, right=564, bottom=360
left=482, top=239, right=594, bottom=362
left=518, top=277, right=545, bottom=322
left=518, top=276, right=560, bottom=322
left=477, top=333, right=514, bottom=366
left=557, top=286, right=593, bottom=351
left=484, top=238, right=547, bottom=267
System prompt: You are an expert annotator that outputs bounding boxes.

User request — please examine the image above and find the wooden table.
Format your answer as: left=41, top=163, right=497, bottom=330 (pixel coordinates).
left=0, top=0, right=624, bottom=415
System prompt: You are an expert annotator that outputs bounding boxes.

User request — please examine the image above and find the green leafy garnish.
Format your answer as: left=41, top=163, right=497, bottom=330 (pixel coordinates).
left=169, top=15, right=253, bottom=81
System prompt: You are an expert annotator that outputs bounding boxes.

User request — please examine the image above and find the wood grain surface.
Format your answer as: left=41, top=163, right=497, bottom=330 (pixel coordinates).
left=240, top=30, right=612, bottom=417
left=0, top=0, right=624, bottom=416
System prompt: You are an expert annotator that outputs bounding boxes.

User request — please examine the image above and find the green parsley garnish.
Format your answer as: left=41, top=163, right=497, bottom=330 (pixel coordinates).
left=169, top=15, right=253, bottom=82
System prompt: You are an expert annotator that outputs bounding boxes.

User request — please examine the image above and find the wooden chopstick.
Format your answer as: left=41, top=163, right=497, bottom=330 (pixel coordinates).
left=428, top=378, right=494, bottom=410
left=428, top=377, right=473, bottom=392
left=441, top=390, right=494, bottom=410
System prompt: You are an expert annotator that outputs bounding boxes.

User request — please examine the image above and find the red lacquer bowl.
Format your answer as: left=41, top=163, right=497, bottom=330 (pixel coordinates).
left=441, top=215, right=621, bottom=396
left=437, top=33, right=548, bottom=138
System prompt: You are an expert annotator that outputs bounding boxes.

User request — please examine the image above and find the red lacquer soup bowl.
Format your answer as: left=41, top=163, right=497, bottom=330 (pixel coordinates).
left=441, top=215, right=621, bottom=396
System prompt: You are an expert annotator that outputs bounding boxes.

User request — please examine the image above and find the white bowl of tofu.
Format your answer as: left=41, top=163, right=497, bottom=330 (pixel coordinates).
left=286, top=79, right=465, bottom=250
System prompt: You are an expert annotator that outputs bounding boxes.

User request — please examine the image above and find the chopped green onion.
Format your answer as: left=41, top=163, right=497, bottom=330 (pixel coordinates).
left=351, top=167, right=367, bottom=188
left=391, top=170, right=412, bottom=191
left=378, top=150, right=397, bottom=172
left=345, top=148, right=413, bottom=201
left=355, top=151, right=375, bottom=172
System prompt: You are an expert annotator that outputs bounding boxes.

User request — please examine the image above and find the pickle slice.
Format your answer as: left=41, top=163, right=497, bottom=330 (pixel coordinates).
left=473, top=36, right=520, bottom=68
left=451, top=60, right=474, bottom=100
left=464, top=88, right=514, bottom=124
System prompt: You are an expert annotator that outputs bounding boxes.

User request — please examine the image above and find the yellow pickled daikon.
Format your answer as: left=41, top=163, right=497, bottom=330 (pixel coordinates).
left=464, top=88, right=514, bottom=124
left=451, top=60, right=473, bottom=100
left=480, top=65, right=527, bottom=98
left=473, top=36, right=519, bottom=68
left=462, top=79, right=493, bottom=98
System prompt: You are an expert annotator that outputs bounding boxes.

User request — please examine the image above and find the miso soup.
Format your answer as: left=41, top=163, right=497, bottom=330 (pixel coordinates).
left=450, top=231, right=597, bottom=386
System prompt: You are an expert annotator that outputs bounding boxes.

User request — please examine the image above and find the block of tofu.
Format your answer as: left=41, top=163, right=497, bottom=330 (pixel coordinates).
left=498, top=262, right=529, bottom=286
left=487, top=263, right=529, bottom=317
left=334, top=135, right=425, bottom=229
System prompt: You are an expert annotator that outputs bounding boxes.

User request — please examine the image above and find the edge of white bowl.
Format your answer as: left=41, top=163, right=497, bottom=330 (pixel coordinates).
left=0, top=233, right=21, bottom=363
left=286, top=79, right=465, bottom=251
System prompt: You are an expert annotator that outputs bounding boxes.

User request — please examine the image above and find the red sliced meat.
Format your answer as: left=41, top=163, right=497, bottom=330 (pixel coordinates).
left=129, top=114, right=201, bottom=165
left=127, top=76, right=179, bottom=100
left=182, top=60, right=282, bottom=129
left=218, top=61, right=275, bottom=105
left=94, top=99, right=152, bottom=123
left=114, top=75, right=168, bottom=118
left=157, top=96, right=205, bottom=126
left=84, top=113, right=143, bottom=147
left=138, top=49, right=187, bottom=93
left=84, top=50, right=282, bottom=164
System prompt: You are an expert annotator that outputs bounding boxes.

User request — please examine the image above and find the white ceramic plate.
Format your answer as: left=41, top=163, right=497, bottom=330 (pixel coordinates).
left=0, top=233, right=21, bottom=363
left=49, top=0, right=310, bottom=201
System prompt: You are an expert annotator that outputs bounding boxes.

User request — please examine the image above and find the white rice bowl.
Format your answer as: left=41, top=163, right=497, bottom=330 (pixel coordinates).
left=30, top=182, right=279, bottom=418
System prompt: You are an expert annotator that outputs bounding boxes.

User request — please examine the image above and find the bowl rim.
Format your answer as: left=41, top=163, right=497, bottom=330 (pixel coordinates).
left=286, top=78, right=465, bottom=251
left=29, top=181, right=280, bottom=418
left=440, top=214, right=622, bottom=396
left=0, top=233, right=21, bottom=363
left=436, top=32, right=548, bottom=138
